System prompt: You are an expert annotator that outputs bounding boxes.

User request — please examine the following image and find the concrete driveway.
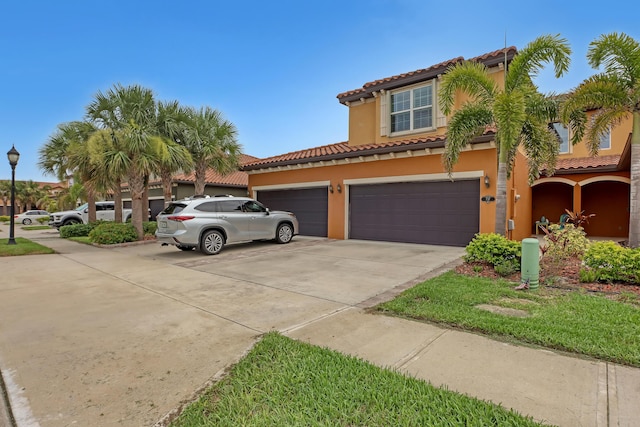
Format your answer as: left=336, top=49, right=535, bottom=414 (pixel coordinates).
left=0, top=230, right=464, bottom=426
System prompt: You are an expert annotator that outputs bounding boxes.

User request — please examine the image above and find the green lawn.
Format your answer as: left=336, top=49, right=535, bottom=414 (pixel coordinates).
left=377, top=271, right=640, bottom=366
left=171, top=332, right=547, bottom=427
left=0, top=237, right=54, bottom=256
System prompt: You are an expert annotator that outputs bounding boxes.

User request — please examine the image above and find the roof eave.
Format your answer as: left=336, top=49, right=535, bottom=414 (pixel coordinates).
left=242, top=134, right=494, bottom=171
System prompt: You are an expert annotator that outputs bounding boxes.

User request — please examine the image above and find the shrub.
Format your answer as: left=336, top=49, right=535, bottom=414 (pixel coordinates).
left=582, top=241, right=640, bottom=284
left=0, top=215, right=9, bottom=222
left=542, top=223, right=590, bottom=262
left=464, top=233, right=521, bottom=271
left=89, top=222, right=138, bottom=245
left=60, top=223, right=95, bottom=238
left=143, top=221, right=157, bottom=236
left=494, top=258, right=520, bottom=277
left=37, top=217, right=49, bottom=225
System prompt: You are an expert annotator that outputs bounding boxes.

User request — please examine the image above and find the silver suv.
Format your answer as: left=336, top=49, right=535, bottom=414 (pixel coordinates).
left=155, top=196, right=299, bottom=255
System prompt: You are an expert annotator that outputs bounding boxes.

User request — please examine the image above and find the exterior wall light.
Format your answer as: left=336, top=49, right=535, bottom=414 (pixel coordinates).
left=484, top=174, right=490, bottom=188
left=329, top=184, right=334, bottom=193
left=337, top=184, right=342, bottom=193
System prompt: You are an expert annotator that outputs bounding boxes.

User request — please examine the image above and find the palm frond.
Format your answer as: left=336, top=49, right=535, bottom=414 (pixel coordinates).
left=442, top=103, right=493, bottom=173
left=438, top=61, right=497, bottom=115
left=506, top=34, right=571, bottom=92
left=588, top=32, right=640, bottom=85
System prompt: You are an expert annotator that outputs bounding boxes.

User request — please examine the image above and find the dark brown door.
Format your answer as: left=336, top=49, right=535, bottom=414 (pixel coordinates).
left=349, top=180, right=479, bottom=246
left=257, top=187, right=328, bottom=237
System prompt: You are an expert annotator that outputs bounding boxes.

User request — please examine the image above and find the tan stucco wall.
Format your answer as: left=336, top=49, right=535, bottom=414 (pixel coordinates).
left=346, top=66, right=506, bottom=147
left=249, top=147, right=502, bottom=240
left=559, top=113, right=632, bottom=158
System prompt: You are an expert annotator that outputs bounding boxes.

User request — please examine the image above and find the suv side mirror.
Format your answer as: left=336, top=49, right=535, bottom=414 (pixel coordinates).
left=265, top=208, right=270, bottom=216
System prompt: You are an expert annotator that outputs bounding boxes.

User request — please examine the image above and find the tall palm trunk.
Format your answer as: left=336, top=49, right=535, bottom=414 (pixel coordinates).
left=87, top=189, right=97, bottom=223
left=494, top=162, right=508, bottom=236
left=194, top=162, right=208, bottom=196
left=127, top=172, right=146, bottom=240
left=161, top=170, right=173, bottom=206
left=629, top=112, right=640, bottom=248
left=113, top=184, right=123, bottom=223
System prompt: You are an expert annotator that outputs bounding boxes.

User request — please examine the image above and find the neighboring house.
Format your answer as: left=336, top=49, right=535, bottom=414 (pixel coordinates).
left=122, top=154, right=257, bottom=219
left=533, top=118, right=632, bottom=238
left=243, top=46, right=633, bottom=246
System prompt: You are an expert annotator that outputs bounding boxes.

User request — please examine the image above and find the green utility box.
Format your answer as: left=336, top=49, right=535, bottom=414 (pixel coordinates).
left=521, top=238, right=540, bottom=290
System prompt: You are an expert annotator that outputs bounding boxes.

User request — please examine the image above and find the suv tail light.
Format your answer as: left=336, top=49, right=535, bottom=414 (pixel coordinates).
left=167, top=215, right=195, bottom=222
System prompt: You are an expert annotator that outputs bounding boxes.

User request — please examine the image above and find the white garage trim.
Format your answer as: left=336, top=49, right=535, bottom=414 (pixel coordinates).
left=343, top=171, right=484, bottom=186
left=251, top=181, right=330, bottom=199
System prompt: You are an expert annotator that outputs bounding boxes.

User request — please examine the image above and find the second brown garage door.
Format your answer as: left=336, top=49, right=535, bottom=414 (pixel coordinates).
left=349, top=180, right=479, bottom=247
left=257, top=187, right=328, bottom=237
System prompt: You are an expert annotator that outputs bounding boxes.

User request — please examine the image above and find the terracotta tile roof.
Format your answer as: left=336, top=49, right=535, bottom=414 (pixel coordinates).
left=554, top=154, right=622, bottom=172
left=337, top=47, right=517, bottom=104
left=171, top=154, right=258, bottom=187
left=242, top=130, right=496, bottom=171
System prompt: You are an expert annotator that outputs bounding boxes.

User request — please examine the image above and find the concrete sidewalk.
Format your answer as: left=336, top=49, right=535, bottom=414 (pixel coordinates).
left=0, top=227, right=638, bottom=426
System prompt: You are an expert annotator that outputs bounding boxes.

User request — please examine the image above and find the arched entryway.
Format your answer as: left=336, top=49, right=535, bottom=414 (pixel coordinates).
left=581, top=180, right=630, bottom=237
left=531, top=181, right=574, bottom=233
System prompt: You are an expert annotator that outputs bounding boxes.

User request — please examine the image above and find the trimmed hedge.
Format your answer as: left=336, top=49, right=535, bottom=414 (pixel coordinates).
left=464, top=233, right=521, bottom=275
left=88, top=222, right=138, bottom=245
left=582, top=241, right=640, bottom=284
left=60, top=223, right=97, bottom=238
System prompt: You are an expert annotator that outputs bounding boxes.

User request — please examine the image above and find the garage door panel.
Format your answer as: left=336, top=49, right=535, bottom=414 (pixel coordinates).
left=349, top=180, right=479, bottom=246
left=257, top=188, right=328, bottom=237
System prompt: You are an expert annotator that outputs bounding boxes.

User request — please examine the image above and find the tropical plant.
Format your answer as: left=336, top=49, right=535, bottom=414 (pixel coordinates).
left=560, top=32, right=640, bottom=248
left=40, top=121, right=101, bottom=221
left=0, top=180, right=10, bottom=215
left=86, top=84, right=162, bottom=240
left=439, top=34, right=571, bottom=235
left=182, top=106, right=241, bottom=195
left=155, top=100, right=193, bottom=205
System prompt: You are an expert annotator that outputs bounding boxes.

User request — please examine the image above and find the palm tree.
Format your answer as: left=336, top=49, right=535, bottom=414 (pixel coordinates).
left=439, top=34, right=571, bottom=235
left=41, top=121, right=101, bottom=222
left=0, top=180, right=10, bottom=216
left=19, top=180, right=46, bottom=210
left=182, top=106, right=241, bottom=195
left=560, top=32, right=640, bottom=248
left=86, top=84, right=163, bottom=239
left=155, top=101, right=193, bottom=205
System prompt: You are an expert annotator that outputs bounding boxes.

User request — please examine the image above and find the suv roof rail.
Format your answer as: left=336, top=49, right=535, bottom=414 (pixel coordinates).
left=214, top=194, right=234, bottom=197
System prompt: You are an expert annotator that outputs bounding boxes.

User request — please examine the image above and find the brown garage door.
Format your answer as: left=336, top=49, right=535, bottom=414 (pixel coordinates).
left=349, top=180, right=479, bottom=246
left=257, top=187, right=328, bottom=237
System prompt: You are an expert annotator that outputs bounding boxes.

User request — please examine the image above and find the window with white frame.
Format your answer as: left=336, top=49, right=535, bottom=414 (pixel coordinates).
left=550, top=122, right=570, bottom=154
left=390, top=83, right=433, bottom=133
left=599, top=127, right=611, bottom=150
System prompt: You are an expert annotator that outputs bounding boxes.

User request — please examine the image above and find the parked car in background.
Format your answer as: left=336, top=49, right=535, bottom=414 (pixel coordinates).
left=14, top=210, right=50, bottom=225
left=48, top=201, right=134, bottom=229
left=156, top=195, right=299, bottom=255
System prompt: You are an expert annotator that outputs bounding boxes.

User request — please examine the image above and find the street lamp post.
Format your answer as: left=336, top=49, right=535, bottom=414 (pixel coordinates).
left=7, top=145, right=20, bottom=245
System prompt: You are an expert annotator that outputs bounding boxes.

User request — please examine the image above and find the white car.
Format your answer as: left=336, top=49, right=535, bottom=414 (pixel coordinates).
left=15, top=210, right=50, bottom=225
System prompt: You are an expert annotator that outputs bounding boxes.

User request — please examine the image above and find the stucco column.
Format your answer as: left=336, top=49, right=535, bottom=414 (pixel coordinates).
left=573, top=183, right=581, bottom=213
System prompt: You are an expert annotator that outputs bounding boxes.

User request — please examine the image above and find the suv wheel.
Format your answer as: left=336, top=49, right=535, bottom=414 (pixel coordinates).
left=275, top=223, right=293, bottom=244
left=63, top=218, right=81, bottom=226
left=22, top=218, right=32, bottom=225
left=200, top=230, right=224, bottom=255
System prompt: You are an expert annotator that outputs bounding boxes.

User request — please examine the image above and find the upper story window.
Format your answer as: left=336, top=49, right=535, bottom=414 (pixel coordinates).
left=550, top=122, right=570, bottom=154
left=599, top=127, right=611, bottom=150
left=390, top=83, right=433, bottom=134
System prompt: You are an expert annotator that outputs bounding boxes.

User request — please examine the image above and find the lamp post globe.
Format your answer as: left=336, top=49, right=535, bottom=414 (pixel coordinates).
left=7, top=145, right=20, bottom=245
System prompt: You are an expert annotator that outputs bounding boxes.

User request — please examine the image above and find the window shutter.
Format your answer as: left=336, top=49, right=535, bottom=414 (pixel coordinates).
left=380, top=91, right=388, bottom=136
left=435, top=80, right=446, bottom=128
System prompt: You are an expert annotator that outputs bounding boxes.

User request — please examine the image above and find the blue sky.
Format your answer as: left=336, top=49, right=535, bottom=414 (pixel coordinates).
left=1, top=0, right=638, bottom=182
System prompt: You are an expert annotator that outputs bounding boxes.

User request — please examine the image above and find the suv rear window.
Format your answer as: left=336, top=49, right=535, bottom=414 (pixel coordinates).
left=194, top=201, right=219, bottom=212
left=161, top=203, right=187, bottom=215
left=218, top=200, right=244, bottom=212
